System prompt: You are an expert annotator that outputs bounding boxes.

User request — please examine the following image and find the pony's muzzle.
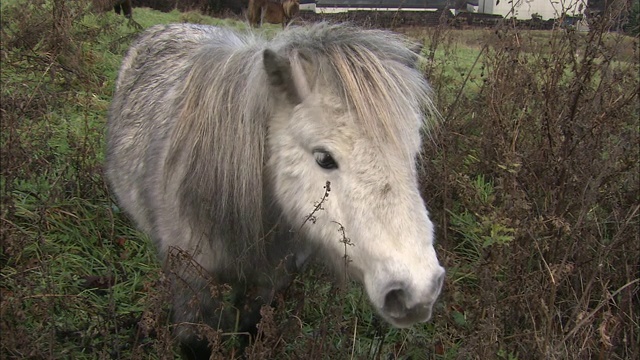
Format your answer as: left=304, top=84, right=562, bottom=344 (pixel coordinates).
left=381, top=268, right=445, bottom=327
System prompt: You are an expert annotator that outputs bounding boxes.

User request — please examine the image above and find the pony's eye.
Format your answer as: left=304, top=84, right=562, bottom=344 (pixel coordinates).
left=313, top=150, right=338, bottom=170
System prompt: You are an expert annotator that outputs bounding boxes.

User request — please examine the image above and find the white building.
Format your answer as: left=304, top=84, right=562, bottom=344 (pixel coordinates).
left=471, top=0, right=587, bottom=20
left=301, top=0, right=449, bottom=13
left=301, top=0, right=588, bottom=20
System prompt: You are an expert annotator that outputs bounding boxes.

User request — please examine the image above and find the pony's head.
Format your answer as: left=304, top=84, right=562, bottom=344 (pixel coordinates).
left=263, top=25, right=445, bottom=327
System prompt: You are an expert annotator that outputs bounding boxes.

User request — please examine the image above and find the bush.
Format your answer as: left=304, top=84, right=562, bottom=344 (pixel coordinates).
left=624, top=0, right=640, bottom=35
left=421, top=1, right=639, bottom=358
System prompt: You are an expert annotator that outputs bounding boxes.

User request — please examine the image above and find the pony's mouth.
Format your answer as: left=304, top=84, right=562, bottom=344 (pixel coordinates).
left=381, top=300, right=434, bottom=328
left=376, top=272, right=444, bottom=328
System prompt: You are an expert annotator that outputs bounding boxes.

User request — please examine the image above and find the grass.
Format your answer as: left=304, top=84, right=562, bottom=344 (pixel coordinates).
left=2, top=0, right=639, bottom=359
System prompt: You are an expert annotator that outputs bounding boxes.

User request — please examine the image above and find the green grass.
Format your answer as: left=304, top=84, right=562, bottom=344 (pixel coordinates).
left=2, top=194, right=162, bottom=358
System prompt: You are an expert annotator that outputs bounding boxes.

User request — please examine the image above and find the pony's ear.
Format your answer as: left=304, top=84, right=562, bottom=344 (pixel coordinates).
left=409, top=42, right=424, bottom=57
left=404, top=41, right=424, bottom=69
left=263, top=49, right=302, bottom=104
left=291, top=49, right=315, bottom=96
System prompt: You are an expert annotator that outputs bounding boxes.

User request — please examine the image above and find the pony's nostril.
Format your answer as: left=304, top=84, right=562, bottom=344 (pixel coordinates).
left=381, top=278, right=442, bottom=326
left=384, top=288, right=408, bottom=319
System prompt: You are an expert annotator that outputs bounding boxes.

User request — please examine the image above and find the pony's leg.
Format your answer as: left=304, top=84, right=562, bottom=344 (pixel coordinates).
left=122, top=0, right=132, bottom=18
left=248, top=0, right=258, bottom=27
left=180, top=339, right=211, bottom=360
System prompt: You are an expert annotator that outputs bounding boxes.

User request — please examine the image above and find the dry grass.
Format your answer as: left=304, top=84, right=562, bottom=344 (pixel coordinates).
left=418, top=3, right=639, bottom=359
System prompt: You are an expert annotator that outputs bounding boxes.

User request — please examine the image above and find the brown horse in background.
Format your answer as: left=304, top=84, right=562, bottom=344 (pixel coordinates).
left=248, top=0, right=299, bottom=28
left=247, top=0, right=264, bottom=27
left=283, top=0, right=299, bottom=21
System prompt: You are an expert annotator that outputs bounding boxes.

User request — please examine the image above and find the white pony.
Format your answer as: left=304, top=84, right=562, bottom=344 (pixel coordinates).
left=106, top=23, right=445, bottom=358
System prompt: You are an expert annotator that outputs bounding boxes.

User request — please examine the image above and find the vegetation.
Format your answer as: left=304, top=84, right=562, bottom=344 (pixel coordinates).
left=1, top=0, right=638, bottom=359
left=625, top=0, right=640, bottom=35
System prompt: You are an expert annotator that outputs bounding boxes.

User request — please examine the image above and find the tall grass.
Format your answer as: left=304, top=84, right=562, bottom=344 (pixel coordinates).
left=1, top=0, right=638, bottom=359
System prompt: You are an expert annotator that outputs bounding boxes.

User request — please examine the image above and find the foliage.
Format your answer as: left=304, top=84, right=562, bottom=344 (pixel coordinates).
left=625, top=0, right=640, bottom=35
left=420, top=1, right=639, bottom=359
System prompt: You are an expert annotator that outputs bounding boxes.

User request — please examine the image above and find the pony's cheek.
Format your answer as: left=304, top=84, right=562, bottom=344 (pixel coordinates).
left=269, top=152, right=344, bottom=231
left=269, top=158, right=323, bottom=207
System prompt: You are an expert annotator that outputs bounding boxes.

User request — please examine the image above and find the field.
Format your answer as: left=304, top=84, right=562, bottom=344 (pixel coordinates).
left=1, top=1, right=638, bottom=359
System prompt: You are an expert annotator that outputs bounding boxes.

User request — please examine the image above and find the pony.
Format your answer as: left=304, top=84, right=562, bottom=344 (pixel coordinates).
left=248, top=0, right=299, bottom=28
left=106, top=23, right=445, bottom=358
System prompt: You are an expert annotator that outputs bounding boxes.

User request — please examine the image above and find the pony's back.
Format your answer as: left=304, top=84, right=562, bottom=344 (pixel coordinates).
left=263, top=1, right=286, bottom=26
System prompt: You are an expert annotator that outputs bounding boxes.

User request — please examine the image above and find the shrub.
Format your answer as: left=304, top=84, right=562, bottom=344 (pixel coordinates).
left=421, top=1, right=639, bottom=358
